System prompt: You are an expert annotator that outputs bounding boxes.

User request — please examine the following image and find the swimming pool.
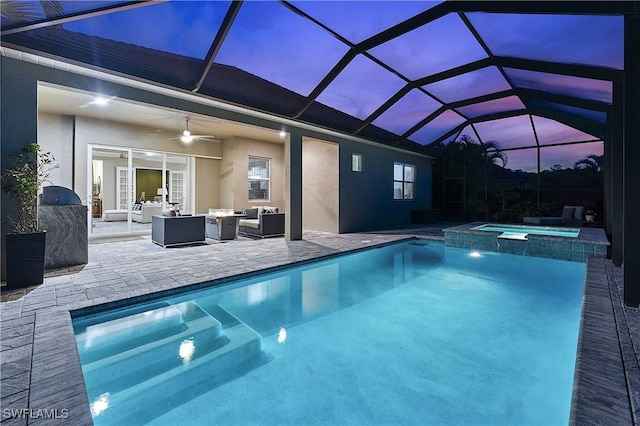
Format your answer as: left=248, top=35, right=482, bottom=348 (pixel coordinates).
left=472, top=223, right=580, bottom=239
left=73, top=240, right=585, bottom=425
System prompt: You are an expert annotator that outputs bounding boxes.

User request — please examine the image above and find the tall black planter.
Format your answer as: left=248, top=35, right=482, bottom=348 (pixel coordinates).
left=5, top=231, right=46, bottom=288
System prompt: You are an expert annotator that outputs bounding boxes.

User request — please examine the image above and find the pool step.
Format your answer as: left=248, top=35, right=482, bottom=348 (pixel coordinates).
left=82, top=313, right=226, bottom=395
left=88, top=305, right=263, bottom=425
left=75, top=303, right=188, bottom=364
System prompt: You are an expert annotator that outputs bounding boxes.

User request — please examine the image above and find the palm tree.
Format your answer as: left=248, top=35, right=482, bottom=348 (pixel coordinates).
left=481, top=140, right=508, bottom=168
left=433, top=135, right=508, bottom=220
left=574, top=154, right=604, bottom=172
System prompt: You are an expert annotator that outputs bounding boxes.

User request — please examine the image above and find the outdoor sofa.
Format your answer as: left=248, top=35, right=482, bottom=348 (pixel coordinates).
left=102, top=202, right=162, bottom=223
left=238, top=206, right=285, bottom=238
left=523, top=205, right=585, bottom=227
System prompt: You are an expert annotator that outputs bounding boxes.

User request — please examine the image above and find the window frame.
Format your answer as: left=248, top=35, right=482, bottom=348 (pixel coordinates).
left=352, top=153, right=363, bottom=172
left=393, top=162, right=415, bottom=200
left=248, top=156, right=271, bottom=202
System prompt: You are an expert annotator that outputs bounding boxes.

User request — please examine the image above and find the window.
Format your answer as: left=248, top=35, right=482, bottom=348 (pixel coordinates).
left=394, top=162, right=415, bottom=200
left=352, top=154, right=363, bottom=172
left=248, top=156, right=270, bottom=201
left=169, top=171, right=186, bottom=210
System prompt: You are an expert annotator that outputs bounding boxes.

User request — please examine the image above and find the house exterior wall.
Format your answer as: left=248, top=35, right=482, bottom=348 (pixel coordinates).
left=37, top=112, right=74, bottom=189
left=195, top=157, right=219, bottom=214
left=1, top=55, right=434, bottom=278
left=224, top=136, right=285, bottom=212
left=302, top=138, right=339, bottom=233
left=219, top=137, right=235, bottom=209
left=338, top=139, right=432, bottom=233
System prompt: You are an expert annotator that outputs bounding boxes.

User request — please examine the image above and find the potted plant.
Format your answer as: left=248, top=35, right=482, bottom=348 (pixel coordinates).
left=2, top=143, right=59, bottom=287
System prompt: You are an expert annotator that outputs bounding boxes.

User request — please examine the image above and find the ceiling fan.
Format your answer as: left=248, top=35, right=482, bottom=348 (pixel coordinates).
left=167, top=117, right=219, bottom=144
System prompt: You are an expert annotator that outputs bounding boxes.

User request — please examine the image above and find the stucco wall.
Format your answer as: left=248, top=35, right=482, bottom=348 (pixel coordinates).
left=37, top=112, right=74, bottom=189
left=219, top=137, right=235, bottom=209
left=338, top=140, right=432, bottom=233
left=195, top=157, right=220, bottom=214
left=302, top=138, right=339, bottom=233
left=222, top=136, right=285, bottom=212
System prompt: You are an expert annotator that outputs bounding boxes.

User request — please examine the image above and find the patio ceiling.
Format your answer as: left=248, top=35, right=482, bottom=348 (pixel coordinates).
left=0, top=1, right=631, bottom=159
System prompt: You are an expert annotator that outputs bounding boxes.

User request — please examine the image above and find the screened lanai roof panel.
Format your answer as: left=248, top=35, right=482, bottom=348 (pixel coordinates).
left=215, top=1, right=349, bottom=97
left=530, top=101, right=608, bottom=123
left=368, top=13, right=488, bottom=81
left=0, top=1, right=124, bottom=26
left=372, top=89, right=442, bottom=135
left=315, top=54, right=406, bottom=120
left=423, top=66, right=512, bottom=104
left=455, top=96, right=525, bottom=119
left=289, top=1, right=439, bottom=44
left=502, top=148, right=538, bottom=173
left=532, top=116, right=599, bottom=146
left=410, top=110, right=466, bottom=146
left=474, top=115, right=536, bottom=150
left=505, top=68, right=613, bottom=104
left=63, top=1, right=230, bottom=60
left=467, top=13, right=624, bottom=69
left=457, top=125, right=478, bottom=142
left=540, top=141, right=604, bottom=171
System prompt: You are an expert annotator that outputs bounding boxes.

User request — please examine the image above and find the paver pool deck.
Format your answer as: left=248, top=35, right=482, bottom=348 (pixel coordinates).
left=1, top=227, right=638, bottom=425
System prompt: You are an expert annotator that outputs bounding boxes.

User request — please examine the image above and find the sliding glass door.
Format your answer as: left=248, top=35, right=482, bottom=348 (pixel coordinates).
left=88, top=146, right=132, bottom=237
left=88, top=145, right=194, bottom=238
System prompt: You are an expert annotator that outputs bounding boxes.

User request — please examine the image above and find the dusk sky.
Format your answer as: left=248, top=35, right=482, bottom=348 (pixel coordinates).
left=59, top=0, right=620, bottom=171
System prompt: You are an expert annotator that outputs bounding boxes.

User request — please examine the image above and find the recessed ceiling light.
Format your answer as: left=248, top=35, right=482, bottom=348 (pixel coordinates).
left=93, top=97, right=109, bottom=106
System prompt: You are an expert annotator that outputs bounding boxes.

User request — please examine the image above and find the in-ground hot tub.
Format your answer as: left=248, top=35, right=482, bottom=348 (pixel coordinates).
left=471, top=223, right=580, bottom=240
left=444, top=222, right=609, bottom=262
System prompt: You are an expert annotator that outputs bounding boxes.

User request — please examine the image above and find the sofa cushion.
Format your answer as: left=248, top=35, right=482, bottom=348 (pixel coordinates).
left=239, top=218, right=260, bottom=229
left=245, top=208, right=259, bottom=219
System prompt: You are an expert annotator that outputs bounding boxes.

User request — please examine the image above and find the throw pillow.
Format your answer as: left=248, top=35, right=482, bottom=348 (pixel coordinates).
left=573, top=206, right=585, bottom=220
left=245, top=208, right=258, bottom=219
left=561, top=206, right=575, bottom=220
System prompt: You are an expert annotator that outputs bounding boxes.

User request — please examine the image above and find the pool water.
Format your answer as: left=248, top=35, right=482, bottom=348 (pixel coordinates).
left=472, top=223, right=580, bottom=239
left=73, top=240, right=585, bottom=425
